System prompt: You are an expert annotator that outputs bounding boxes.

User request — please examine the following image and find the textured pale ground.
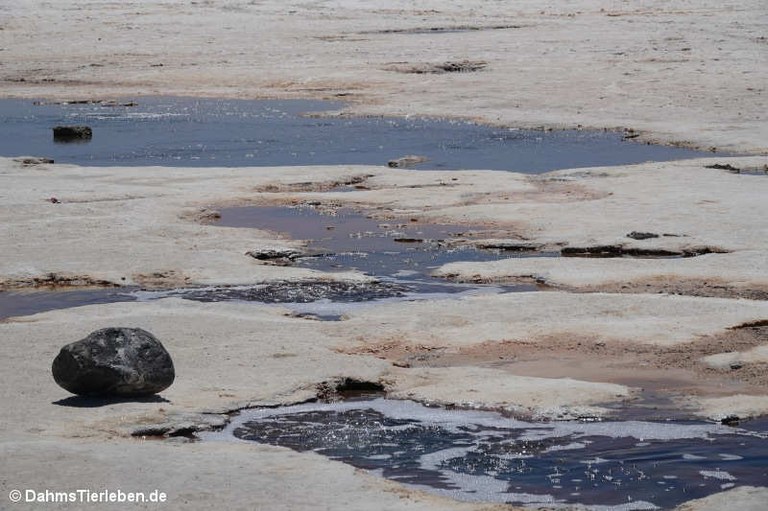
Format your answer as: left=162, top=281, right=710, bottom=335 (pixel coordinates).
left=1, top=1, right=766, bottom=510
left=2, top=440, right=516, bottom=511
left=1, top=1, right=766, bottom=153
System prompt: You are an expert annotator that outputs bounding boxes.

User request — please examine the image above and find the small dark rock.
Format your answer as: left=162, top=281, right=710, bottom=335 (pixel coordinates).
left=705, top=163, right=740, bottom=172
left=53, top=125, right=93, bottom=142
left=52, top=327, right=175, bottom=397
left=475, top=241, right=542, bottom=252
left=729, top=362, right=743, bottom=370
left=246, top=248, right=303, bottom=265
left=627, top=231, right=660, bottom=240
left=14, top=157, right=54, bottom=166
left=388, top=155, right=428, bottom=168
left=622, top=130, right=641, bottom=140
left=435, top=60, right=487, bottom=73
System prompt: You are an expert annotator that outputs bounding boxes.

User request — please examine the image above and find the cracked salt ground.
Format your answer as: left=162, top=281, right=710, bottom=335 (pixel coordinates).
left=202, top=399, right=768, bottom=510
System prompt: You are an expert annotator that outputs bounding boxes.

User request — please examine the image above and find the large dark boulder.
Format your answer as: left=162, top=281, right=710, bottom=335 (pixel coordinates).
left=52, top=327, right=175, bottom=397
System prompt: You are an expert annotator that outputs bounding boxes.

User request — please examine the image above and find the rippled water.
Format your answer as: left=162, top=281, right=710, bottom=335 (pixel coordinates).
left=0, top=97, right=716, bottom=171
left=205, top=399, right=768, bottom=510
left=218, top=205, right=553, bottom=285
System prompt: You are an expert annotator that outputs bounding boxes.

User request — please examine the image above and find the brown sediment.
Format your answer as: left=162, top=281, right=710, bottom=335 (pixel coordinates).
left=0, top=273, right=121, bottom=291
left=383, top=60, right=488, bottom=74
left=132, top=270, right=192, bottom=289
left=360, top=24, right=526, bottom=35
left=440, top=272, right=768, bottom=301
left=459, top=179, right=610, bottom=206
left=253, top=174, right=374, bottom=193
left=567, top=277, right=768, bottom=301
left=182, top=207, right=222, bottom=224
left=340, top=323, right=768, bottom=395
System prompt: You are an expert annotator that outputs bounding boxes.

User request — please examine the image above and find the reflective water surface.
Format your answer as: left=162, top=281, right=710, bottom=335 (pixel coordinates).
left=207, top=399, right=768, bottom=510
left=0, top=97, right=715, bottom=171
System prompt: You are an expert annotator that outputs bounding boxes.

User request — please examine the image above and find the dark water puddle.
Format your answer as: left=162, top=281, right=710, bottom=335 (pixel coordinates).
left=0, top=288, right=139, bottom=321
left=0, top=97, right=717, bottom=172
left=205, top=399, right=768, bottom=510
left=0, top=280, right=408, bottom=321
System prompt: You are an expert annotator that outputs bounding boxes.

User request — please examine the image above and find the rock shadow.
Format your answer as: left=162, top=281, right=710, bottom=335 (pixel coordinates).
left=52, top=395, right=170, bottom=408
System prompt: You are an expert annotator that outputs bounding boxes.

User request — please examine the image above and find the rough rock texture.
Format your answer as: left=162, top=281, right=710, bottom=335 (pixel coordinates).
left=52, top=327, right=174, bottom=396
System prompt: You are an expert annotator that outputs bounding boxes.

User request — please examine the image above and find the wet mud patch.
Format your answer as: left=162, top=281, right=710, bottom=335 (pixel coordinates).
left=253, top=174, right=373, bottom=193
left=0, top=97, right=718, bottom=172
left=206, top=399, right=768, bottom=510
left=384, top=60, right=488, bottom=74
left=362, top=24, right=525, bottom=35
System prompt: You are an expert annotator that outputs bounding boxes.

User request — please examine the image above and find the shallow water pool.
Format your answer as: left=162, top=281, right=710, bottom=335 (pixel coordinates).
left=205, top=399, right=768, bottom=510
left=0, top=97, right=716, bottom=172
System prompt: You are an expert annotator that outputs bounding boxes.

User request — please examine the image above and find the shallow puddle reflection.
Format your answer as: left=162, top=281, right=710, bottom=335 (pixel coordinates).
left=0, top=97, right=716, bottom=171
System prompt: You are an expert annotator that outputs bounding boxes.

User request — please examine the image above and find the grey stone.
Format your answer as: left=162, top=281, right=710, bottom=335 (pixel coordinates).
left=245, top=248, right=303, bottom=264
left=52, top=327, right=175, bottom=396
left=626, top=231, right=660, bottom=240
left=387, top=155, right=428, bottom=168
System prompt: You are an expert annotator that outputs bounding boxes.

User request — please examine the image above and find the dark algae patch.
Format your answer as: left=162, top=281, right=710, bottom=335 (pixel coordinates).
left=0, top=97, right=718, bottom=172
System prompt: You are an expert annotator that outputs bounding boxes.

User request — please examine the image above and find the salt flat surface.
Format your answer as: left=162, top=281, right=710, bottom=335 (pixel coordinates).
left=0, top=1, right=765, bottom=510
